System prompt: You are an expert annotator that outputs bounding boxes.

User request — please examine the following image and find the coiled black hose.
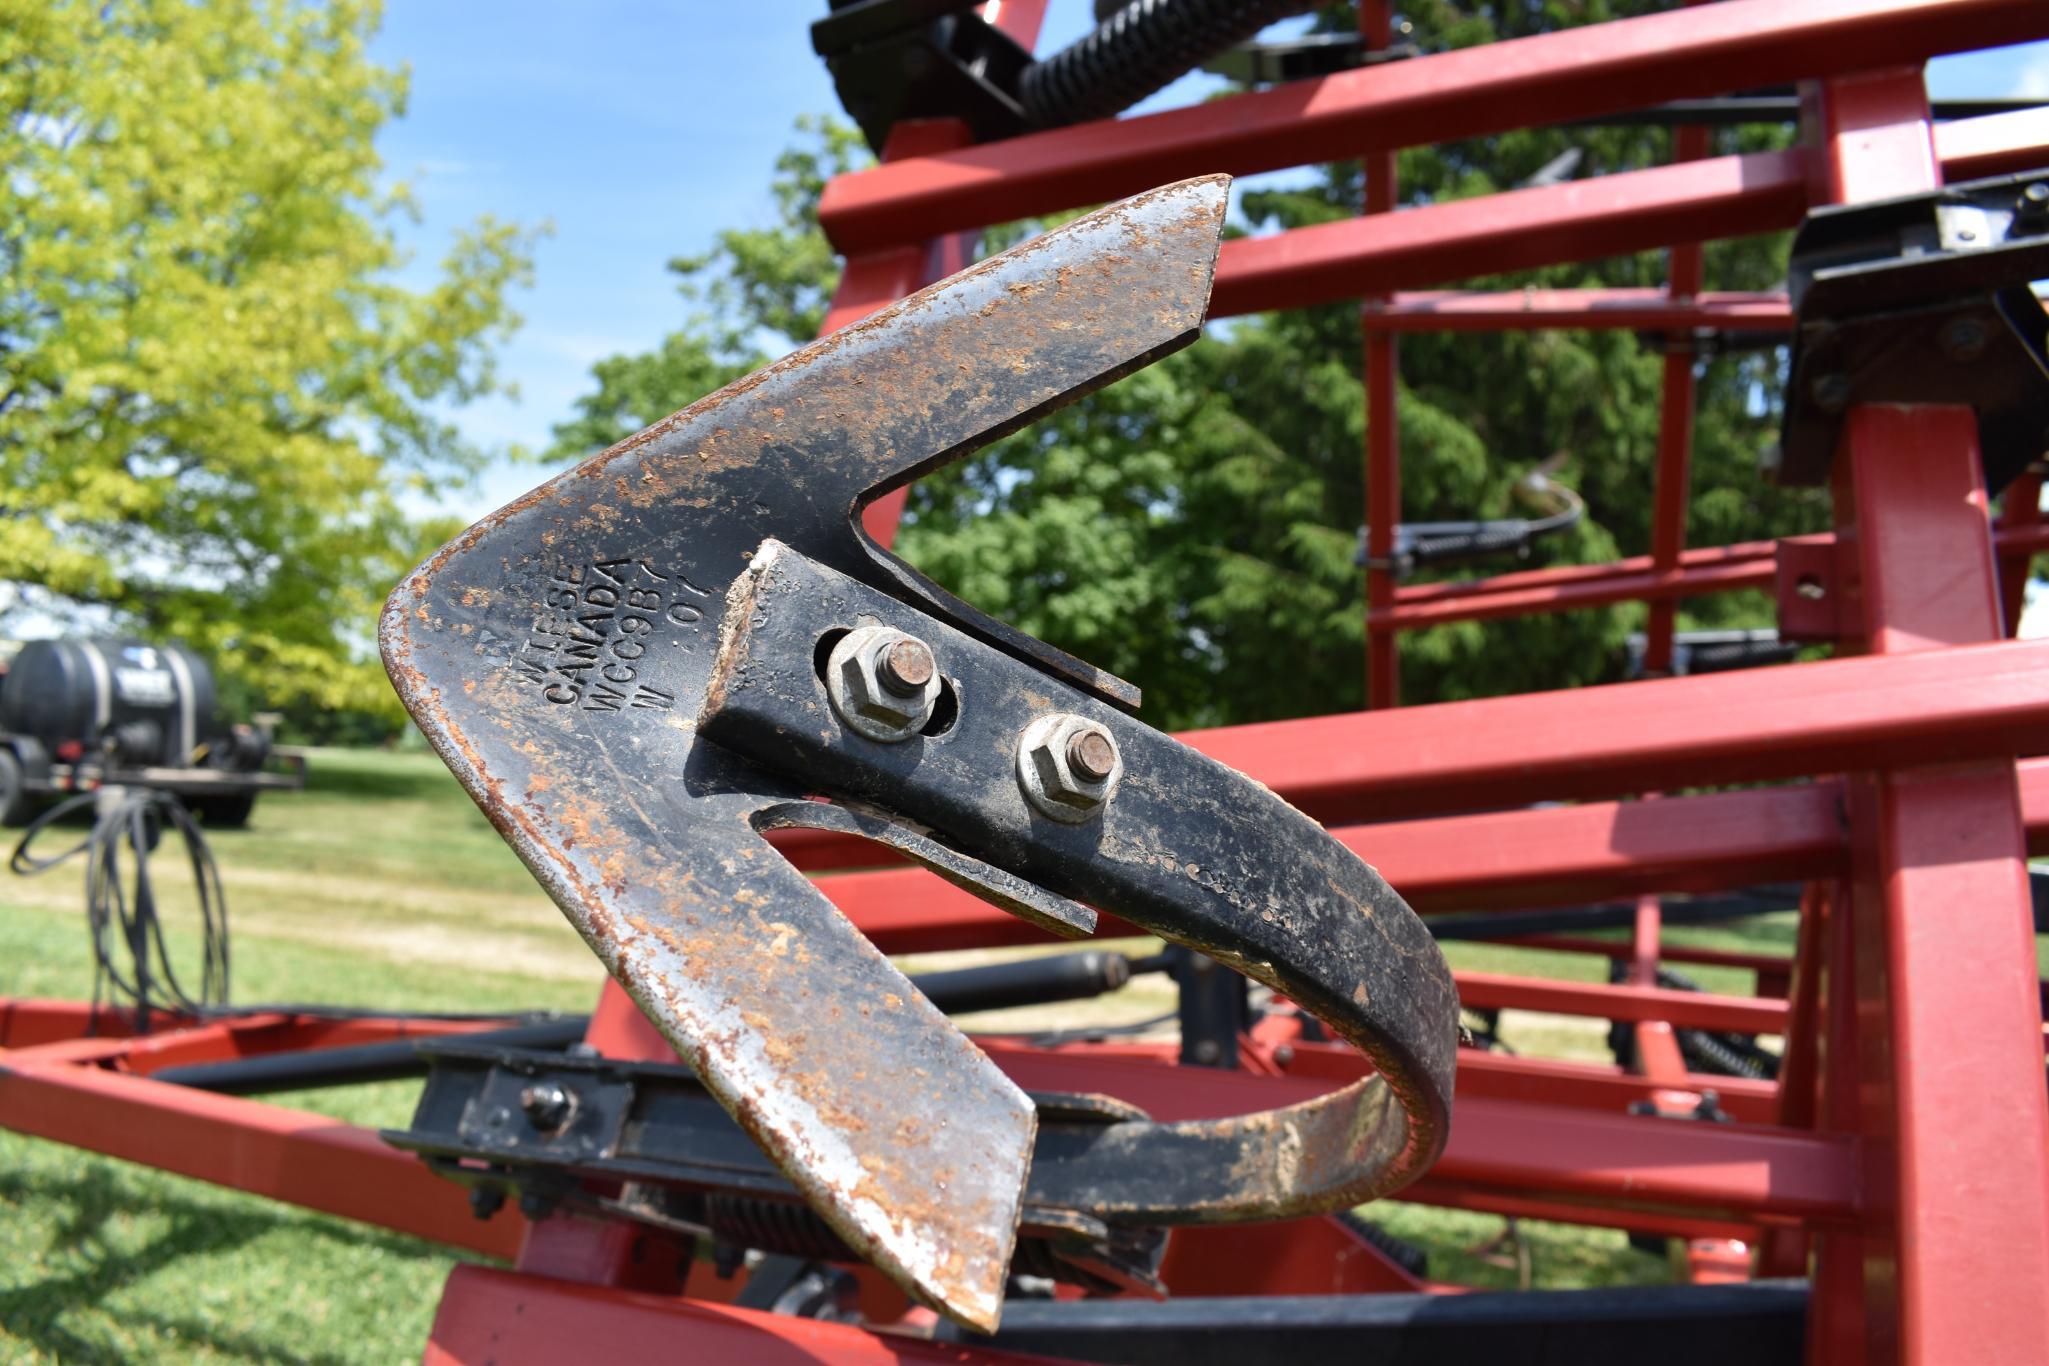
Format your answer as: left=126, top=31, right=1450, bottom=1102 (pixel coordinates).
left=1020, top=0, right=1320, bottom=128
left=10, top=787, right=229, bottom=1029
left=1605, top=961, right=1783, bottom=1081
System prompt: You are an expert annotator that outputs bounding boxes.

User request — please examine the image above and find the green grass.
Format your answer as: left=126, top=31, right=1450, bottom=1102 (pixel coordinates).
left=0, top=747, right=1792, bottom=1360
left=0, top=749, right=594, bottom=1364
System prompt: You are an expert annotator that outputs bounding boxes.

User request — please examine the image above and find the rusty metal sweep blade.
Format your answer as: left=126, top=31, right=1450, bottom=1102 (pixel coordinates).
left=381, top=178, right=1230, bottom=1331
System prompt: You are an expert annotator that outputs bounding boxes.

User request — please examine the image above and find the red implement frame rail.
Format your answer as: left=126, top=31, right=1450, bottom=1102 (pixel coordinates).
left=5, top=2, right=2049, bottom=1362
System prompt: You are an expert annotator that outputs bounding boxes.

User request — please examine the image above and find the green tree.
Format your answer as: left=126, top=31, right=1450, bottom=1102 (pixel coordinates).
left=550, top=7, right=1827, bottom=730
left=0, top=0, right=537, bottom=718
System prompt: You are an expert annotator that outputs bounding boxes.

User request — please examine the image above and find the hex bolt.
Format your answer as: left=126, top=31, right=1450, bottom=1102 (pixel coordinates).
left=825, top=626, right=942, bottom=743
left=2018, top=181, right=2049, bottom=227
left=1016, top=713, right=1123, bottom=824
left=469, top=1185, right=507, bottom=1220
left=1810, top=373, right=1851, bottom=414
left=1941, top=316, right=1988, bottom=365
left=520, top=1080, right=575, bottom=1132
left=1067, top=728, right=1117, bottom=782
left=878, top=637, right=935, bottom=696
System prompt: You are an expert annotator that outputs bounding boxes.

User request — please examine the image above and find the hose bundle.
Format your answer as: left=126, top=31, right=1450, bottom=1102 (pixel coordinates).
left=10, top=787, right=229, bottom=1028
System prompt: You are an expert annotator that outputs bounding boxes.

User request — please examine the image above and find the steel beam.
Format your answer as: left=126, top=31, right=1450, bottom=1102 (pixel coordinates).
left=818, top=0, right=2049, bottom=251
left=424, top=1264, right=1046, bottom=1365
left=1360, top=289, right=1793, bottom=333
left=1642, top=121, right=1712, bottom=674
left=0, top=1055, right=525, bottom=1260
left=800, top=757, right=2049, bottom=954
left=1378, top=538, right=1778, bottom=629
left=1443, top=1048, right=1778, bottom=1125
left=1212, top=147, right=1808, bottom=318
left=1933, top=103, right=2049, bottom=178
left=1205, top=108, right=2044, bottom=319
left=1453, top=972, right=1787, bottom=1034
left=1362, top=0, right=1401, bottom=709
left=1188, top=635, right=2049, bottom=824
left=1370, top=522, right=2049, bottom=632
left=1815, top=65, right=2049, bottom=1364
left=978, top=1042, right=1857, bottom=1229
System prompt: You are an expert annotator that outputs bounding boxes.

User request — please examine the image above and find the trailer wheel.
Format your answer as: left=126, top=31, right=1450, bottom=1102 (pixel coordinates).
left=192, top=790, right=257, bottom=830
left=0, top=749, right=32, bottom=827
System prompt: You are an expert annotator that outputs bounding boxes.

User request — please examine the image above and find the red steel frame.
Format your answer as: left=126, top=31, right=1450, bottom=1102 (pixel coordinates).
left=6, top=2, right=2049, bottom=1362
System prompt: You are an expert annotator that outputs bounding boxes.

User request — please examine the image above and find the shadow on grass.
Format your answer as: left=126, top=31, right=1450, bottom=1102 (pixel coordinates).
left=0, top=1162, right=445, bottom=1364
left=296, top=755, right=448, bottom=802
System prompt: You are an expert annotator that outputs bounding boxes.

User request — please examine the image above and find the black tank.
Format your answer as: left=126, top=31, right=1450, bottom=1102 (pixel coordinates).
left=0, top=639, right=220, bottom=767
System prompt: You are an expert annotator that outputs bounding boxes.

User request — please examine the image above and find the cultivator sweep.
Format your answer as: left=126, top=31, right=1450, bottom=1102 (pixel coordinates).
left=380, top=177, right=1457, bottom=1330
left=6, top=1, right=2049, bottom=1362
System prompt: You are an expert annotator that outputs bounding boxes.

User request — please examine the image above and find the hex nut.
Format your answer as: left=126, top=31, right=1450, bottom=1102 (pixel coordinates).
left=826, top=626, right=941, bottom=743
left=1940, top=316, right=1988, bottom=364
left=1016, top=713, right=1123, bottom=823
left=519, top=1080, right=575, bottom=1133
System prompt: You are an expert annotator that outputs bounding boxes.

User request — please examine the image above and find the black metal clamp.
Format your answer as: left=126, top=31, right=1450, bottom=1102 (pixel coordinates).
left=1776, top=169, right=2049, bottom=491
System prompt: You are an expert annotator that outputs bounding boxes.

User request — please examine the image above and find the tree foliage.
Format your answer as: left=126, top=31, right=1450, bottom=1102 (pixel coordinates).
left=549, top=5, right=1827, bottom=731
left=0, top=0, right=536, bottom=718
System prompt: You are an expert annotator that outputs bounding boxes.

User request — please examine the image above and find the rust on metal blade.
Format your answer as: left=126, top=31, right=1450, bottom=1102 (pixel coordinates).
left=379, top=176, right=1230, bottom=1330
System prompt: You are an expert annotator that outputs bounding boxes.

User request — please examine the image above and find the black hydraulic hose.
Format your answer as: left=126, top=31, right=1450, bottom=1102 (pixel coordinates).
left=10, top=787, right=229, bottom=1031
left=1019, top=0, right=1320, bottom=129
left=910, top=948, right=1135, bottom=1015
left=151, top=949, right=1161, bottom=1096
left=150, top=1017, right=593, bottom=1095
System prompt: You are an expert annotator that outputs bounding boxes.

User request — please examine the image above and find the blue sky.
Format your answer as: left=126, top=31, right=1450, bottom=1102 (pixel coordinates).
left=368, top=6, right=2049, bottom=521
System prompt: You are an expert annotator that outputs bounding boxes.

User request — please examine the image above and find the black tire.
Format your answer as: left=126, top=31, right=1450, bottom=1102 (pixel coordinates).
left=0, top=749, right=33, bottom=827
left=192, top=790, right=257, bottom=830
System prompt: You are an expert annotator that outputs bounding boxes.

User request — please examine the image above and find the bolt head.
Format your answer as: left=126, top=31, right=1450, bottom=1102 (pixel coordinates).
left=1811, top=373, right=1851, bottom=414
left=469, top=1184, right=508, bottom=1220
left=1941, top=316, right=1988, bottom=364
left=827, top=626, right=940, bottom=742
left=879, top=637, right=934, bottom=695
left=2023, top=182, right=2049, bottom=208
left=520, top=1081, right=574, bottom=1132
left=1016, top=713, right=1123, bottom=823
left=1066, top=728, right=1117, bottom=782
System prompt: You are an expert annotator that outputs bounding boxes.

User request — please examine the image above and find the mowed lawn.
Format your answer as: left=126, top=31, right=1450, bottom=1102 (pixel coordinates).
left=0, top=747, right=1791, bottom=1361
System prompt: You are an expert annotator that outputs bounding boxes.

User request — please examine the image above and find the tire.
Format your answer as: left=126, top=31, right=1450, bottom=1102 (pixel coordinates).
left=0, top=749, right=33, bottom=827
left=192, top=790, right=257, bottom=830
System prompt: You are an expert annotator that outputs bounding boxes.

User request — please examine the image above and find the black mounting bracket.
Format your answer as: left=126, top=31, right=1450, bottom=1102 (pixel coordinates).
left=1775, top=169, right=2049, bottom=491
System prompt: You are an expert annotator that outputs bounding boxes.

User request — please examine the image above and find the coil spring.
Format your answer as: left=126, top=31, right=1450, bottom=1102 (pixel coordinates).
left=706, top=1192, right=1077, bottom=1282
left=1020, top=0, right=1319, bottom=129
left=1336, top=1210, right=1430, bottom=1278
left=706, top=1193, right=853, bottom=1261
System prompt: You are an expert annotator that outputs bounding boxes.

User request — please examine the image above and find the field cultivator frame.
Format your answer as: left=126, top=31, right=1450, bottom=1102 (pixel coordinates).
left=6, top=1, right=2049, bottom=1361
